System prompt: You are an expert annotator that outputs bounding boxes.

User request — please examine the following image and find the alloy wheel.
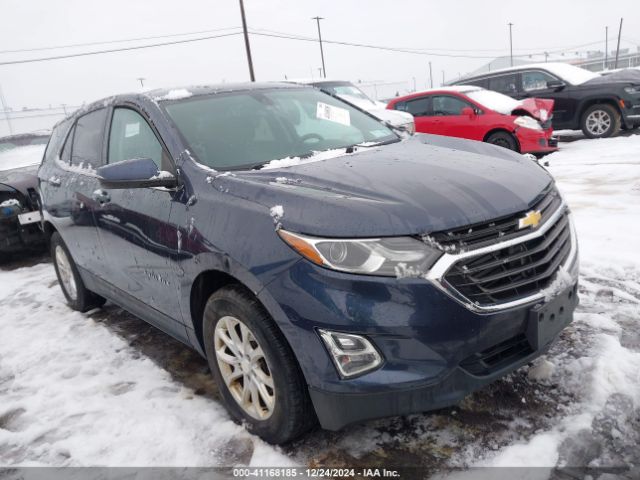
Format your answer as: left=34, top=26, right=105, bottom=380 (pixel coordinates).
left=214, top=315, right=276, bottom=420
left=585, top=110, right=611, bottom=136
left=55, top=245, right=77, bottom=301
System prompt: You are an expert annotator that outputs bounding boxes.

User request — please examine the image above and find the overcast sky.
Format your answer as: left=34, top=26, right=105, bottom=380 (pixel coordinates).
left=0, top=0, right=639, bottom=109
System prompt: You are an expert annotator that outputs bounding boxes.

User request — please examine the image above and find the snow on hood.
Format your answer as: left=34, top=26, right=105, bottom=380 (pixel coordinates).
left=466, top=89, right=554, bottom=121
left=0, top=144, right=46, bottom=172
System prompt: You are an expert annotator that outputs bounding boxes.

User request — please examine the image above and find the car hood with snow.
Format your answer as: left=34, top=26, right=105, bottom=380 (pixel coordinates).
left=463, top=88, right=555, bottom=122
left=216, top=134, right=552, bottom=238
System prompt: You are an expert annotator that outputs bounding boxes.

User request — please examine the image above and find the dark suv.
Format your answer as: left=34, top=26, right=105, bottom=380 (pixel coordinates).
left=451, top=62, right=640, bottom=138
left=38, top=83, right=579, bottom=444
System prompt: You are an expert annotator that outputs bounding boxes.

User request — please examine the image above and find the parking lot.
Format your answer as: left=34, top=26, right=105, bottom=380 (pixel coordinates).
left=1, top=131, right=638, bottom=473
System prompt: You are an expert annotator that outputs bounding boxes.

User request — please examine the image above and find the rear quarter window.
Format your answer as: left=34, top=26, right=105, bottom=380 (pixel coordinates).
left=71, top=108, right=108, bottom=169
left=42, top=120, right=72, bottom=167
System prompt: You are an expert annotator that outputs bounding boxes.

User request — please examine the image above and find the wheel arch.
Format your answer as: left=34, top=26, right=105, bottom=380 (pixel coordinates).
left=483, top=128, right=521, bottom=152
left=578, top=97, right=622, bottom=120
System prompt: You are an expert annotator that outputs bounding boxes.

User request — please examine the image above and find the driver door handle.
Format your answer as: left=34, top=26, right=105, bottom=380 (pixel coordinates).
left=92, top=189, right=111, bottom=205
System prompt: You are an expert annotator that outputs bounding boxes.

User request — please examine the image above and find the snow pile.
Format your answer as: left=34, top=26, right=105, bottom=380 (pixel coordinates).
left=466, top=89, right=521, bottom=115
left=156, top=89, right=193, bottom=101
left=0, top=263, right=294, bottom=467
left=0, top=144, right=46, bottom=171
left=260, top=146, right=375, bottom=170
left=149, top=170, right=174, bottom=180
left=540, top=264, right=575, bottom=301
left=269, top=205, right=284, bottom=228
left=0, top=198, right=20, bottom=208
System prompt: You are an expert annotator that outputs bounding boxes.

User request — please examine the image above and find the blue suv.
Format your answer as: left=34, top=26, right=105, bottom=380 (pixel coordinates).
left=38, top=83, right=579, bottom=444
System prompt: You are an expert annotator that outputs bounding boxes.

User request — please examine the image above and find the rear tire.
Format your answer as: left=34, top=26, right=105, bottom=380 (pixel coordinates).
left=485, top=131, right=519, bottom=152
left=203, top=285, right=316, bottom=444
left=581, top=104, right=621, bottom=139
left=50, top=232, right=106, bottom=312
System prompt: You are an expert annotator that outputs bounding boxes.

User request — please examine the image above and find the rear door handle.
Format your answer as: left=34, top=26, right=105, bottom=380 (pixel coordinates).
left=92, top=189, right=111, bottom=205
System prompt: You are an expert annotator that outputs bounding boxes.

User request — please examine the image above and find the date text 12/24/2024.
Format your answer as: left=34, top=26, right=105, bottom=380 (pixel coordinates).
left=233, top=468, right=401, bottom=478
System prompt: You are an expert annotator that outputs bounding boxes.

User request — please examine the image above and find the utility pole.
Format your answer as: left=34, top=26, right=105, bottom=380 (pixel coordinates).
left=508, top=22, right=514, bottom=67
left=312, top=16, right=327, bottom=78
left=137, top=77, right=145, bottom=88
left=605, top=26, right=609, bottom=70
left=614, top=17, right=623, bottom=69
left=238, top=0, right=255, bottom=81
left=0, top=82, right=13, bottom=135
left=441, top=70, right=445, bottom=86
left=544, top=52, right=549, bottom=62
left=412, top=77, right=416, bottom=92
left=428, top=61, right=433, bottom=88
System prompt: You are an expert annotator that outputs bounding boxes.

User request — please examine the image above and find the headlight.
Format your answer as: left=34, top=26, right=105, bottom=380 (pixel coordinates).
left=624, top=86, right=640, bottom=95
left=277, top=230, right=442, bottom=277
left=514, top=116, right=543, bottom=130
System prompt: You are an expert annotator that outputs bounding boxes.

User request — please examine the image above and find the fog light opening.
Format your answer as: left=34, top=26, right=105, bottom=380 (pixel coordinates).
left=318, top=329, right=383, bottom=378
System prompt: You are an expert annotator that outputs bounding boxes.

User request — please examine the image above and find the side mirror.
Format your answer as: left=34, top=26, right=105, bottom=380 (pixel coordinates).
left=546, top=80, right=566, bottom=90
left=97, top=157, right=178, bottom=189
left=461, top=107, right=476, bottom=117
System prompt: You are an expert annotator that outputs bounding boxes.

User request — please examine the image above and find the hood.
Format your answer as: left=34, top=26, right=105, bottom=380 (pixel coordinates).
left=0, top=165, right=38, bottom=195
left=215, top=134, right=552, bottom=237
left=584, top=68, right=640, bottom=86
left=513, top=98, right=555, bottom=122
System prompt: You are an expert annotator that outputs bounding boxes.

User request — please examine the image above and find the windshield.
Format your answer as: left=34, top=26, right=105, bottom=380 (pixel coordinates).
left=162, top=87, right=396, bottom=170
left=465, top=89, right=520, bottom=115
left=0, top=136, right=48, bottom=171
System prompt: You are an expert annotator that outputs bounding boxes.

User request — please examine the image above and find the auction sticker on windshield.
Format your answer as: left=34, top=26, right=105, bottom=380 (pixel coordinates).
left=317, top=102, right=351, bottom=126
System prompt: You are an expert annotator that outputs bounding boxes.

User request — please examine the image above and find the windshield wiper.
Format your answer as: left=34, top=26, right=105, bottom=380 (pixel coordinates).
left=345, top=137, right=401, bottom=153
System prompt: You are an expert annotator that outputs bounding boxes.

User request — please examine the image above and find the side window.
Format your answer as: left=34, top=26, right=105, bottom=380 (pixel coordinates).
left=431, top=96, right=471, bottom=116
left=108, top=108, right=166, bottom=170
left=403, top=97, right=430, bottom=117
left=71, top=108, right=108, bottom=169
left=394, top=101, right=408, bottom=112
left=488, top=74, right=518, bottom=95
left=467, top=78, right=489, bottom=89
left=522, top=70, right=558, bottom=92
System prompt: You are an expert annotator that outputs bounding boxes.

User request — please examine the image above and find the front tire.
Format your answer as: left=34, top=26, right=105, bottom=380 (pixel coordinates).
left=581, top=104, right=621, bottom=139
left=203, top=285, right=316, bottom=444
left=50, top=232, right=105, bottom=312
left=485, top=131, right=519, bottom=152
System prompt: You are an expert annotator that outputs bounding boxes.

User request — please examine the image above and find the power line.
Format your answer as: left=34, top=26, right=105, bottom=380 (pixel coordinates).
left=0, top=25, right=636, bottom=67
left=0, top=31, right=243, bottom=66
left=0, top=27, right=242, bottom=55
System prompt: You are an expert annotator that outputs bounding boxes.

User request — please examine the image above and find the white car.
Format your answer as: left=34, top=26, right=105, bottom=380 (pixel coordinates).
left=295, top=80, right=415, bottom=134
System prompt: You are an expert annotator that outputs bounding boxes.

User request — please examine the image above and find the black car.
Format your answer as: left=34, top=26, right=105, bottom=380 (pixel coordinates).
left=39, top=83, right=578, bottom=444
left=451, top=62, right=640, bottom=139
left=0, top=132, right=49, bottom=261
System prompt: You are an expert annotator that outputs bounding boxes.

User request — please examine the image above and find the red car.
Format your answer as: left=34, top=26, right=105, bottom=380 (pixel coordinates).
left=387, top=86, right=557, bottom=155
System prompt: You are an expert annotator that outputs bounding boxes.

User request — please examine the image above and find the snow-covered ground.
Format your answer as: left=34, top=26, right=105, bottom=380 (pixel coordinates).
left=1, top=133, right=639, bottom=473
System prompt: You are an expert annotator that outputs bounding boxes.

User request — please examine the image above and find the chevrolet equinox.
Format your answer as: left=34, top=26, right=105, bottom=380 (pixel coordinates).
left=38, top=83, right=579, bottom=444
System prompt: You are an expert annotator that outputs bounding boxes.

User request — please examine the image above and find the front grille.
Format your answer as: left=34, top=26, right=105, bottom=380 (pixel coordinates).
left=460, top=334, right=532, bottom=376
left=444, top=210, right=572, bottom=306
left=429, top=185, right=561, bottom=251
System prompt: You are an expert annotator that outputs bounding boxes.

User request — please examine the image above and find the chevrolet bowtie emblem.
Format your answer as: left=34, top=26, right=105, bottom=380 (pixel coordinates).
left=518, top=210, right=542, bottom=229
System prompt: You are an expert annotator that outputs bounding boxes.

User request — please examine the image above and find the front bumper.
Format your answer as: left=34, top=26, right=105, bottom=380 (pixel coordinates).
left=515, top=127, right=558, bottom=155
left=311, top=281, right=577, bottom=430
